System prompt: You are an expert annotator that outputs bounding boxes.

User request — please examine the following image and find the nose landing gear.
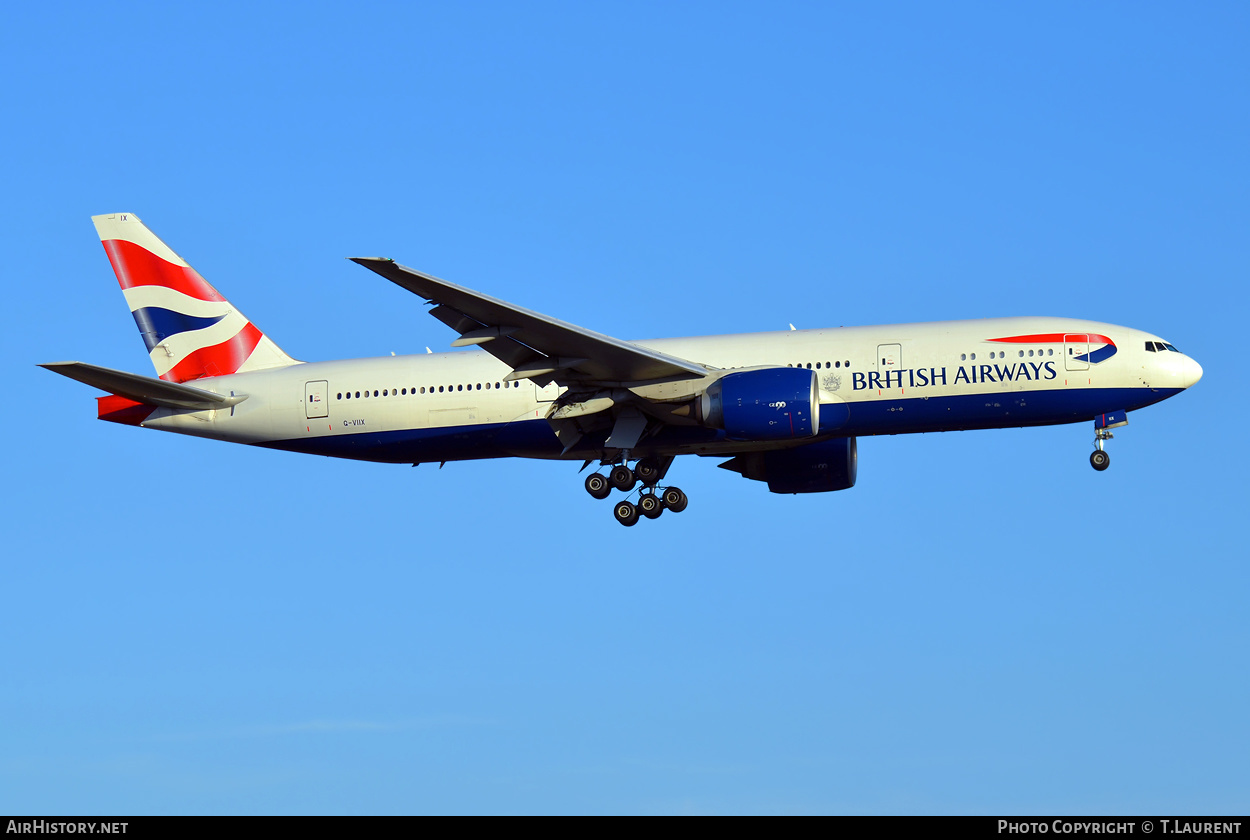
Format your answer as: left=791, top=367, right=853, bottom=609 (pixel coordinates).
left=1089, top=410, right=1128, bottom=471
left=584, top=456, right=686, bottom=525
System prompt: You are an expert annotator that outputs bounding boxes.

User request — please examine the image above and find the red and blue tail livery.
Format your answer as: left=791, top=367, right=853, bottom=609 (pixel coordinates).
left=93, top=213, right=295, bottom=383
left=43, top=213, right=1203, bottom=526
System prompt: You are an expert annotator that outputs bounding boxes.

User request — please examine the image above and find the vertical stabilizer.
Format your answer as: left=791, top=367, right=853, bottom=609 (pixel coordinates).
left=92, top=213, right=299, bottom=382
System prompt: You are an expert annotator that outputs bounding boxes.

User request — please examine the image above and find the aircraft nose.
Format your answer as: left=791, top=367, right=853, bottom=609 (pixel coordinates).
left=1182, top=356, right=1203, bottom=388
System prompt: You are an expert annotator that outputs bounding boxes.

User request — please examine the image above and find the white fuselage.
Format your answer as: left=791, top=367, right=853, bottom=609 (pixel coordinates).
left=131, top=316, right=1201, bottom=465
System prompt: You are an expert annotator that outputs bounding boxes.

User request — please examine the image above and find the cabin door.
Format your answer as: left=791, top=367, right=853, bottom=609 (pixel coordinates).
left=305, top=380, right=329, bottom=418
left=877, top=344, right=902, bottom=387
left=1064, top=335, right=1090, bottom=371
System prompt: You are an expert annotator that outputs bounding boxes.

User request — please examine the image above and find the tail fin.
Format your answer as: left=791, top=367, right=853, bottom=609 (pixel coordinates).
left=93, top=213, right=298, bottom=382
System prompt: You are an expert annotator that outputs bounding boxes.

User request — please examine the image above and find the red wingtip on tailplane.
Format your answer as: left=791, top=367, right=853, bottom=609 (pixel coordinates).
left=97, top=395, right=155, bottom=426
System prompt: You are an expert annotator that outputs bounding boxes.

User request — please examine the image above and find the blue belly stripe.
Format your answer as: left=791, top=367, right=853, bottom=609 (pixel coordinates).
left=256, top=386, right=1183, bottom=464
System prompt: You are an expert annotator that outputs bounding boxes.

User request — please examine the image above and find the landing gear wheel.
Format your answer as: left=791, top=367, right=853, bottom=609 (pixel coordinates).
left=610, top=464, right=637, bottom=492
left=1090, top=450, right=1110, bottom=471
left=613, top=500, right=639, bottom=527
left=585, top=473, right=611, bottom=500
left=638, top=492, right=663, bottom=519
left=661, top=486, right=688, bottom=513
left=635, top=458, right=661, bottom=486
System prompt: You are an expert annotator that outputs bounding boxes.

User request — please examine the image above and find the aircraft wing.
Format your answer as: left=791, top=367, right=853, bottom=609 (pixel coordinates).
left=351, top=258, right=709, bottom=386
left=40, top=361, right=247, bottom=411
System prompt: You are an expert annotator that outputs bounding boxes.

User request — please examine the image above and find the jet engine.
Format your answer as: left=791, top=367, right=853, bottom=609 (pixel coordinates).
left=698, top=368, right=819, bottom=441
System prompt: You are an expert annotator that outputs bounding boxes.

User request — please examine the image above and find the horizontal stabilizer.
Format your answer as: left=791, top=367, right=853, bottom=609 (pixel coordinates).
left=40, top=361, right=247, bottom=411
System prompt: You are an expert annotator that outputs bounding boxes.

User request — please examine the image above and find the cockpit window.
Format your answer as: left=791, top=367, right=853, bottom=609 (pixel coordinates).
left=1164, top=343, right=1180, bottom=352
left=1145, top=342, right=1156, bottom=352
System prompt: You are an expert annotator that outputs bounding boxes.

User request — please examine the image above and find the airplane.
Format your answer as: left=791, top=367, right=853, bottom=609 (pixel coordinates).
left=43, top=213, right=1203, bottom=526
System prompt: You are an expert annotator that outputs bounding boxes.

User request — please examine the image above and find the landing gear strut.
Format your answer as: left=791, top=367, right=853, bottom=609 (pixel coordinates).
left=1089, top=410, right=1127, bottom=471
left=583, top=457, right=687, bottom=526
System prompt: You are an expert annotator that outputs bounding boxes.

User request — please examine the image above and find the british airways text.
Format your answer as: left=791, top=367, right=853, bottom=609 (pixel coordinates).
left=853, top=362, right=1058, bottom=391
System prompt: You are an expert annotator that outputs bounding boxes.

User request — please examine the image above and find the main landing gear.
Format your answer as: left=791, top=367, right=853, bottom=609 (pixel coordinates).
left=584, top=456, right=688, bottom=527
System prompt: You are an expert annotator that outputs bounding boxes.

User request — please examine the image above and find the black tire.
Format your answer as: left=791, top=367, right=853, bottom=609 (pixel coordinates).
left=585, top=473, right=612, bottom=500
left=639, top=493, right=663, bottom=519
left=661, top=486, right=688, bottom=513
left=610, top=464, right=637, bottom=492
left=1090, top=450, right=1110, bottom=471
left=614, top=500, right=639, bottom=527
left=635, top=458, right=661, bottom=486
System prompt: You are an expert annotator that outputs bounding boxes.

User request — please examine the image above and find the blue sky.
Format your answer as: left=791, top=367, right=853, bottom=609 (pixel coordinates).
left=2, top=1, right=1247, bottom=814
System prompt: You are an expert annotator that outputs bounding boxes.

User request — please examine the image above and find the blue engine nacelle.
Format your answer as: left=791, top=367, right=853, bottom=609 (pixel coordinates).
left=699, top=368, right=819, bottom=441
left=719, top=437, right=858, bottom=494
